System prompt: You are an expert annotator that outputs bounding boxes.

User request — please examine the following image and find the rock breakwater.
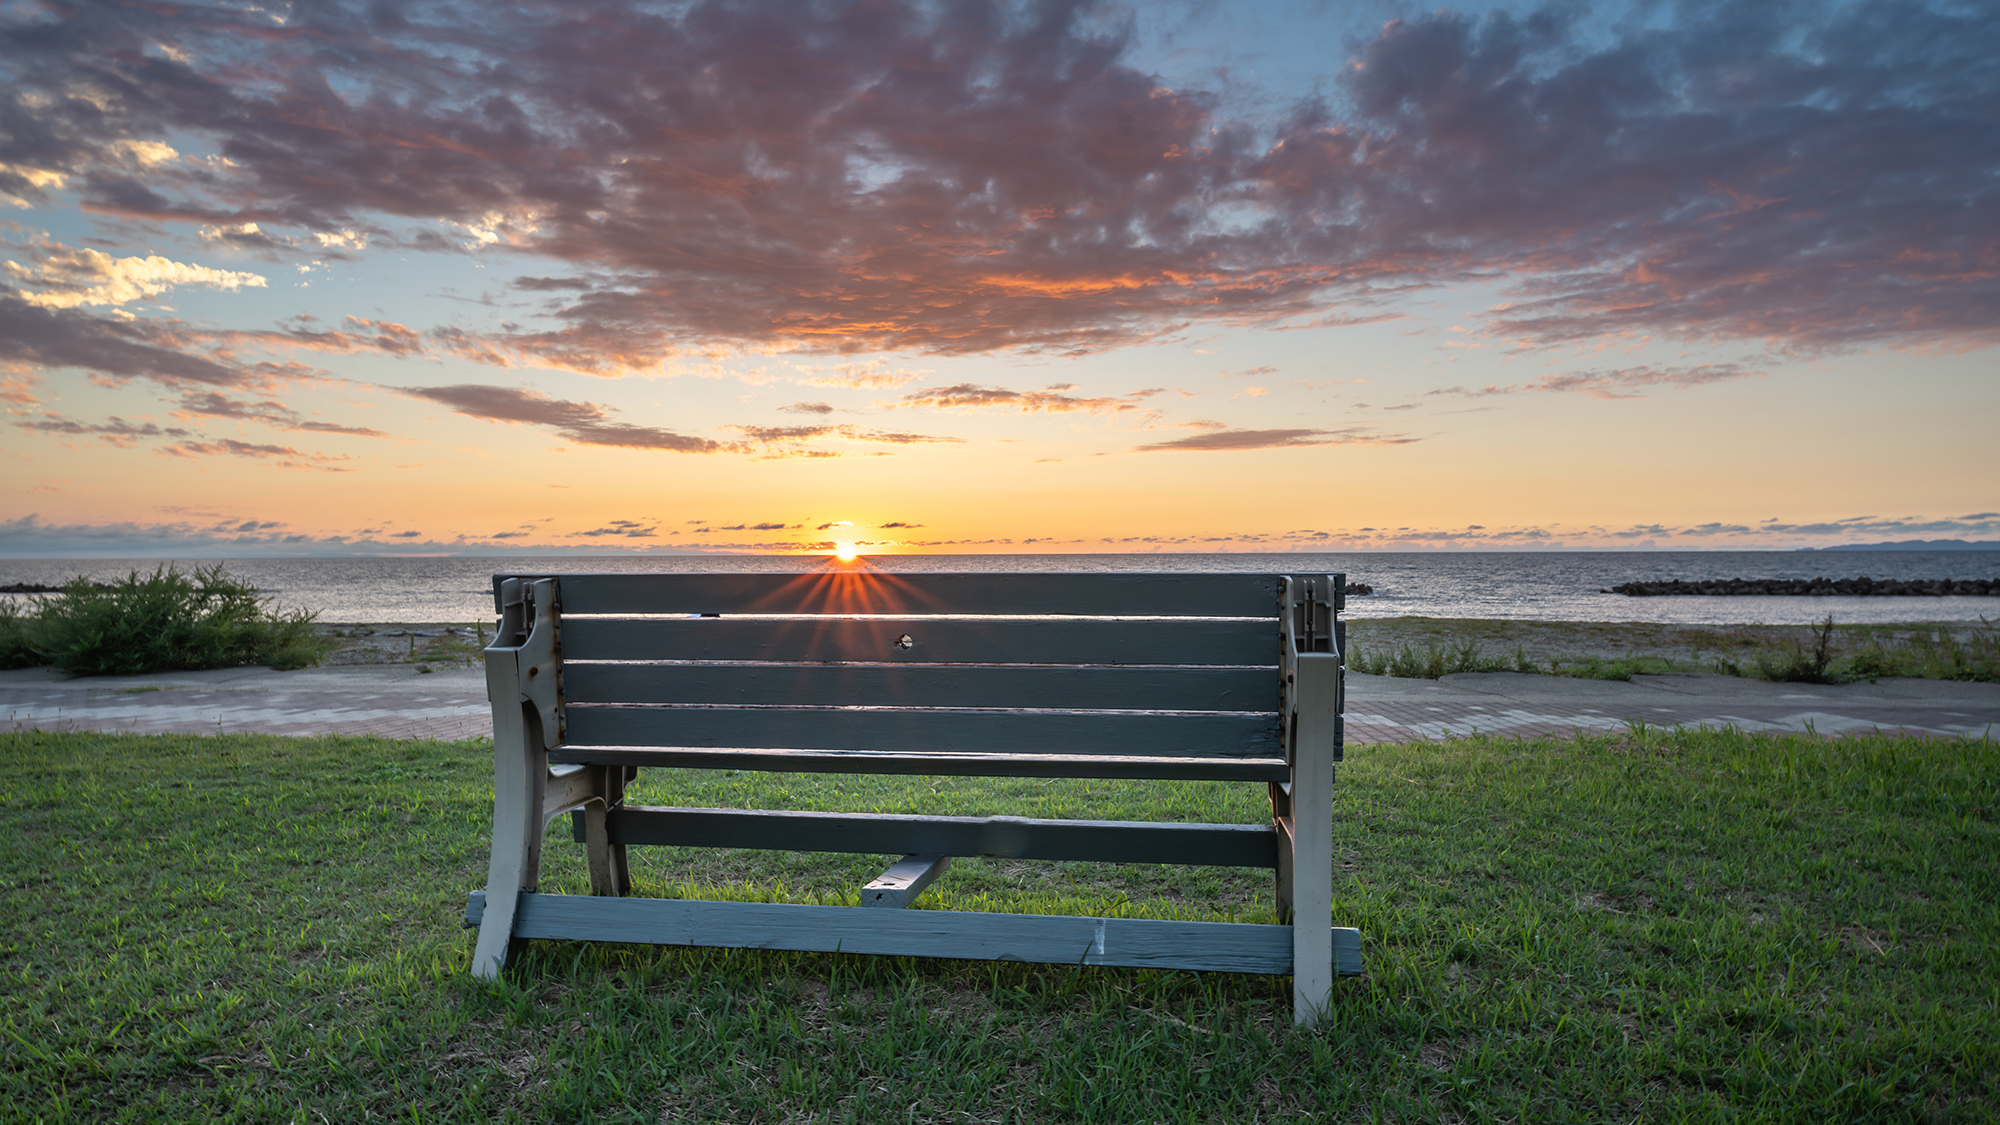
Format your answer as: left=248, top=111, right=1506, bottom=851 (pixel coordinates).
left=0, top=582, right=114, bottom=594
left=1605, top=577, right=1996, bottom=596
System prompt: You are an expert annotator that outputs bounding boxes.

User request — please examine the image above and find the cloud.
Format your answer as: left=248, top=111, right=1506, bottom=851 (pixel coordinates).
left=3, top=243, right=265, bottom=308
left=198, top=222, right=298, bottom=253
left=157, top=437, right=349, bottom=470
left=576, top=520, right=658, bottom=538
left=0, top=0, right=1990, bottom=374
left=724, top=422, right=960, bottom=458
left=1135, top=427, right=1415, bottom=452
left=399, top=383, right=726, bottom=452
left=779, top=401, right=834, bottom=415
left=891, top=384, right=1151, bottom=414
left=0, top=290, right=311, bottom=389
left=15, top=412, right=193, bottom=447
left=172, top=390, right=389, bottom=436
left=801, top=363, right=929, bottom=390
left=1428, top=363, right=1766, bottom=400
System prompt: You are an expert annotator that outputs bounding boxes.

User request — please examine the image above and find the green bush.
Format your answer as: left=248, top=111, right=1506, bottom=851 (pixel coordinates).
left=0, top=600, right=36, bottom=670
left=22, top=565, right=334, bottom=675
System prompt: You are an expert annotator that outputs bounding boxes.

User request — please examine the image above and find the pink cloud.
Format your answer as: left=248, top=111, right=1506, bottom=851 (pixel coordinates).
left=0, top=0, right=1990, bottom=369
left=1135, top=427, right=1415, bottom=452
left=399, top=383, right=726, bottom=452
left=1428, top=363, right=1766, bottom=400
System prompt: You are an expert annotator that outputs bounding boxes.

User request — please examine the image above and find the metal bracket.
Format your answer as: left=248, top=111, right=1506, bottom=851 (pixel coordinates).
left=1291, top=573, right=1342, bottom=654
left=1283, top=575, right=1344, bottom=764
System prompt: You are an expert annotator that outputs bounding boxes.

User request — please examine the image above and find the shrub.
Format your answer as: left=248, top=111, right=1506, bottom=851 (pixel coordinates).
left=0, top=600, right=36, bottom=670
left=24, top=565, right=334, bottom=675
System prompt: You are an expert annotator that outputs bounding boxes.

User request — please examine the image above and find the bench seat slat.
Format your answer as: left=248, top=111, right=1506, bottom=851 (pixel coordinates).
left=581, top=805, right=1278, bottom=867
left=565, top=662, right=1276, bottom=712
left=507, top=572, right=1283, bottom=618
left=561, top=617, right=1273, bottom=666
left=464, top=893, right=1371, bottom=975
left=547, top=747, right=1293, bottom=781
left=563, top=706, right=1280, bottom=757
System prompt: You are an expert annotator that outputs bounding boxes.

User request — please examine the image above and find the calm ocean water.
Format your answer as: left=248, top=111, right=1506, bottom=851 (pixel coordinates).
left=2, top=552, right=1997, bottom=625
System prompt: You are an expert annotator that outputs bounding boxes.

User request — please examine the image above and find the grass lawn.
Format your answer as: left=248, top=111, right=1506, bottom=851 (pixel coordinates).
left=1, top=728, right=1994, bottom=1123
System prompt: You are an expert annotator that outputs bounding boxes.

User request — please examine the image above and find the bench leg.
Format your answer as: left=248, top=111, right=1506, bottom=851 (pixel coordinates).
left=1269, top=781, right=1294, bottom=923
left=1290, top=652, right=1340, bottom=1026
left=610, top=766, right=631, bottom=896
left=473, top=671, right=544, bottom=979
left=582, top=765, right=631, bottom=897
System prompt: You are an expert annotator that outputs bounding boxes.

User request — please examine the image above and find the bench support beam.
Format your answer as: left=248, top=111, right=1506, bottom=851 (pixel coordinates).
left=861, top=854, right=950, bottom=908
left=466, top=892, right=1364, bottom=978
left=574, top=806, right=1278, bottom=868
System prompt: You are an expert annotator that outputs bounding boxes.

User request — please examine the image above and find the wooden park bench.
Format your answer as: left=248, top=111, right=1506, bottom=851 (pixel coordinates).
left=464, top=570, right=1361, bottom=1024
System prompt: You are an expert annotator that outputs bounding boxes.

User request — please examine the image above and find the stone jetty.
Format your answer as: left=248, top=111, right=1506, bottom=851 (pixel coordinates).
left=1605, top=577, right=1996, bottom=596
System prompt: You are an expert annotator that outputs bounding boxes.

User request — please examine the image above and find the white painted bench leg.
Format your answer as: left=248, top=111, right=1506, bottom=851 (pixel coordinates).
left=1290, top=651, right=1340, bottom=1026
left=473, top=650, right=540, bottom=980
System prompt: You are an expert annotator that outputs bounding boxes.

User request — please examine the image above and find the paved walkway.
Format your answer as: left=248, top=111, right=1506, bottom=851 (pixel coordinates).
left=3, top=664, right=1994, bottom=743
left=1345, top=671, right=1998, bottom=742
left=0, top=664, right=494, bottom=741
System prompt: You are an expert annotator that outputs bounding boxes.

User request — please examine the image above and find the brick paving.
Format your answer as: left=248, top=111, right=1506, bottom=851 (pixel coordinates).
left=3, top=666, right=1994, bottom=744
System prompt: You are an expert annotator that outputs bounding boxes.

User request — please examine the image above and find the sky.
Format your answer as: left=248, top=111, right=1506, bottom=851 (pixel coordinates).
left=2, top=0, right=1995, bottom=558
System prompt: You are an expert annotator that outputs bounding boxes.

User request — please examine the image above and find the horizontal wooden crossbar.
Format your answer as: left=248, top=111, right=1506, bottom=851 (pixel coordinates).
left=564, top=662, right=1278, bottom=713
left=561, top=616, right=1274, bottom=666
left=575, top=806, right=1280, bottom=868
left=499, top=572, right=1284, bottom=618
left=463, top=892, right=1366, bottom=975
left=563, top=706, right=1281, bottom=757
left=547, top=747, right=1293, bottom=781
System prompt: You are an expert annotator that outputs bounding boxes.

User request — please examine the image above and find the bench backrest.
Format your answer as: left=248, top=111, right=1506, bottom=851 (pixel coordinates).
left=492, top=571, right=1343, bottom=779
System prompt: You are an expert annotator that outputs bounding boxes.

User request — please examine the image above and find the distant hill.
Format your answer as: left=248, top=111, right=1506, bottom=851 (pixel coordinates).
left=1805, top=539, right=2000, bottom=551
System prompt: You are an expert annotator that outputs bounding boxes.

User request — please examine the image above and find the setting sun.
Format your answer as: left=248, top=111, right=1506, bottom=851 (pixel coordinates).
left=833, top=543, right=859, bottom=562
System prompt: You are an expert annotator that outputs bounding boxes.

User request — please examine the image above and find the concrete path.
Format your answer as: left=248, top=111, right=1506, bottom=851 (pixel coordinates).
left=3, top=656, right=2000, bottom=744
left=0, top=664, right=493, bottom=741
left=3, top=663, right=1995, bottom=744
left=1347, top=671, right=1998, bottom=742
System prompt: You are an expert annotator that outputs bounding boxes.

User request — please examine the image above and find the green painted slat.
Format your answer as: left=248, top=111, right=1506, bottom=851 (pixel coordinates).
left=546, top=747, right=1292, bottom=781
left=560, top=616, right=1273, bottom=665
left=579, top=806, right=1279, bottom=868
left=563, top=706, right=1281, bottom=757
left=497, top=572, right=1283, bottom=618
left=564, top=662, right=1277, bottom=712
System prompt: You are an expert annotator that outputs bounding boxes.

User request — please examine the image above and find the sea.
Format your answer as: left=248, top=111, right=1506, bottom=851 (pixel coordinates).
left=3, top=551, right=1997, bottom=625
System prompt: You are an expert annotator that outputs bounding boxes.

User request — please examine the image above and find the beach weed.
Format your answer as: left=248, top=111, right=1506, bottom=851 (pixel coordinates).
left=1348, top=635, right=1517, bottom=678
left=23, top=564, right=335, bottom=675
